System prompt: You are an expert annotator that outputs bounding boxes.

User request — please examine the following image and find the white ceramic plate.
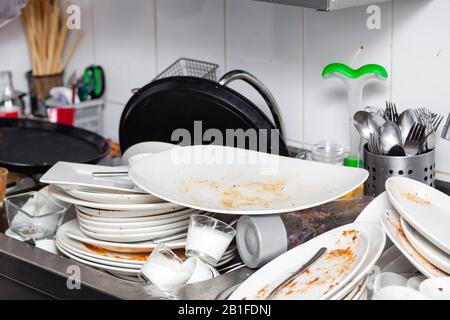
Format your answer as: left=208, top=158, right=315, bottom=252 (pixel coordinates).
left=129, top=145, right=369, bottom=215
left=62, top=220, right=185, bottom=253
left=79, top=218, right=189, bottom=235
left=215, top=254, right=237, bottom=267
left=80, top=224, right=188, bottom=243
left=49, top=185, right=184, bottom=211
left=56, top=242, right=140, bottom=275
left=381, top=209, right=448, bottom=278
left=59, top=221, right=230, bottom=268
left=76, top=205, right=191, bottom=219
left=56, top=224, right=149, bottom=265
left=386, top=177, right=450, bottom=254
left=64, top=188, right=161, bottom=204
left=76, top=206, right=199, bottom=223
left=57, top=240, right=142, bottom=269
left=401, top=218, right=450, bottom=273
left=330, top=223, right=386, bottom=300
left=40, top=161, right=144, bottom=193
left=344, top=276, right=368, bottom=301
left=358, top=290, right=368, bottom=301
left=76, top=211, right=192, bottom=229
left=121, top=141, right=175, bottom=165
left=229, top=223, right=371, bottom=300
left=355, top=192, right=393, bottom=224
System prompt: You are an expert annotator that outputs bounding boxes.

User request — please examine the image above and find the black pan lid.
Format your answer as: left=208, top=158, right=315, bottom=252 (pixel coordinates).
left=119, top=77, right=288, bottom=156
left=0, top=118, right=110, bottom=174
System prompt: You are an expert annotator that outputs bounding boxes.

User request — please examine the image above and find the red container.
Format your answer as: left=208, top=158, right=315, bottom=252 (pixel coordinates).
left=0, top=109, right=20, bottom=118
left=47, top=106, right=76, bottom=126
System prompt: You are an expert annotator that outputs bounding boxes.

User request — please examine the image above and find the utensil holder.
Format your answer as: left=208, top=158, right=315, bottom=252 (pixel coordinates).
left=363, top=146, right=436, bottom=196
left=26, top=71, right=64, bottom=116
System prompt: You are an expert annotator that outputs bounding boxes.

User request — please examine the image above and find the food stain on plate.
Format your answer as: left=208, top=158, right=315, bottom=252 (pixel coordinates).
left=178, top=177, right=289, bottom=209
left=401, top=192, right=431, bottom=206
left=385, top=210, right=447, bottom=277
left=84, top=243, right=149, bottom=261
left=249, top=230, right=362, bottom=300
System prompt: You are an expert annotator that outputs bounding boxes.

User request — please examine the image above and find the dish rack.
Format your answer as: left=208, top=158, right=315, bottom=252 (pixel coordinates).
left=46, top=99, right=104, bottom=134
left=153, top=58, right=219, bottom=81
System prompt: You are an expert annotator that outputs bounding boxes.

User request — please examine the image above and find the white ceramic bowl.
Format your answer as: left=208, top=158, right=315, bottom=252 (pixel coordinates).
left=419, top=277, right=450, bottom=300
left=372, top=272, right=408, bottom=293
left=372, top=286, right=430, bottom=300
left=122, top=141, right=175, bottom=165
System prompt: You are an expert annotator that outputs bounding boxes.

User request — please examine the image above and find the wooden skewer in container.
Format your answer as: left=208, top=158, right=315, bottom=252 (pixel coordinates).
left=21, top=0, right=84, bottom=101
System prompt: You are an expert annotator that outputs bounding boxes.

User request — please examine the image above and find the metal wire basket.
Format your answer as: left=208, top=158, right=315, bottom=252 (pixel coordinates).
left=46, top=99, right=104, bottom=134
left=153, top=58, right=219, bottom=81
left=363, top=145, right=436, bottom=196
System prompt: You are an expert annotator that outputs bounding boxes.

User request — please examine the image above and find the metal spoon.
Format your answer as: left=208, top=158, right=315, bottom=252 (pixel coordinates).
left=397, top=109, right=418, bottom=144
left=353, top=111, right=372, bottom=141
left=369, top=112, right=386, bottom=128
left=378, top=121, right=403, bottom=155
left=387, top=144, right=406, bottom=157
left=367, top=112, right=386, bottom=138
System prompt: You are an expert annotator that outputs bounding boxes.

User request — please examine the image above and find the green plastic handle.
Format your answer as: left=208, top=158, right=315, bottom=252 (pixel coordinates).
left=322, top=63, right=388, bottom=80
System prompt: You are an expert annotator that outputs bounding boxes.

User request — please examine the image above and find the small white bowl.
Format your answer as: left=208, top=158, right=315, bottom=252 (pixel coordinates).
left=372, top=286, right=430, bottom=300
left=128, top=153, right=153, bottom=166
left=419, top=277, right=450, bottom=300
left=406, top=275, right=427, bottom=291
left=372, top=272, right=408, bottom=293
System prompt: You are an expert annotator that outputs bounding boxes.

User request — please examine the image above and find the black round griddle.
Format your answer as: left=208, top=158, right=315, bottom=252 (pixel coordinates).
left=119, top=77, right=289, bottom=156
left=0, top=118, right=110, bottom=174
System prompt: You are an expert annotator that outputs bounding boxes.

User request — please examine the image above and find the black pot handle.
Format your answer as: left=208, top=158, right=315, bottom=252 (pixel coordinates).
left=219, top=70, right=285, bottom=139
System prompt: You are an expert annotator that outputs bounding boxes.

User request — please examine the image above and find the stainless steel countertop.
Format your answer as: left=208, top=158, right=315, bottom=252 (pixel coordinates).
left=1, top=178, right=449, bottom=300
left=0, top=232, right=254, bottom=300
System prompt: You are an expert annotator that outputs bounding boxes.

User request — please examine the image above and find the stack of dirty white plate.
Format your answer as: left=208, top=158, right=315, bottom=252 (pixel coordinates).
left=55, top=219, right=237, bottom=277
left=381, top=177, right=450, bottom=278
left=41, top=161, right=239, bottom=277
left=47, top=184, right=196, bottom=243
left=40, top=161, right=204, bottom=243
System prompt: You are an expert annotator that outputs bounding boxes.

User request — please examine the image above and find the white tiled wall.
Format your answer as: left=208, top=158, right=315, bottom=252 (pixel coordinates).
left=0, top=0, right=449, bottom=176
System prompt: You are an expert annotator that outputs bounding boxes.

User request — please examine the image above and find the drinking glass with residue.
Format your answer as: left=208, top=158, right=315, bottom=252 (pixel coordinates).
left=185, top=214, right=236, bottom=266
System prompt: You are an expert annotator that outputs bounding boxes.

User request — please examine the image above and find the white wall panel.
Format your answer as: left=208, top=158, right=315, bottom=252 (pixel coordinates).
left=93, top=0, right=156, bottom=105
left=391, top=0, right=450, bottom=175
left=303, top=3, right=392, bottom=150
left=156, top=0, right=225, bottom=74
left=0, top=19, right=30, bottom=92
left=225, top=0, right=304, bottom=143
left=64, top=0, right=95, bottom=82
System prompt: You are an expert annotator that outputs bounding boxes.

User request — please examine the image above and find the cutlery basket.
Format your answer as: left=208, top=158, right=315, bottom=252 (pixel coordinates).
left=363, top=146, right=436, bottom=196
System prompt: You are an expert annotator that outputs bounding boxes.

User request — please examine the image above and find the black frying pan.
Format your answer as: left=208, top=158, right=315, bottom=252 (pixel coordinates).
left=119, top=74, right=289, bottom=156
left=0, top=118, right=110, bottom=174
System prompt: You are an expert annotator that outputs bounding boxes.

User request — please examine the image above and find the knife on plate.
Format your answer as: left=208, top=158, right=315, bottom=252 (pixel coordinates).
left=267, top=247, right=327, bottom=299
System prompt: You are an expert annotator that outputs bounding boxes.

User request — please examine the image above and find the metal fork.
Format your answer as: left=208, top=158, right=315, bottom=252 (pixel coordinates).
left=404, top=123, right=426, bottom=156
left=368, top=132, right=381, bottom=154
left=431, top=114, right=444, bottom=132
left=384, top=101, right=399, bottom=123
left=419, top=114, right=444, bottom=153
